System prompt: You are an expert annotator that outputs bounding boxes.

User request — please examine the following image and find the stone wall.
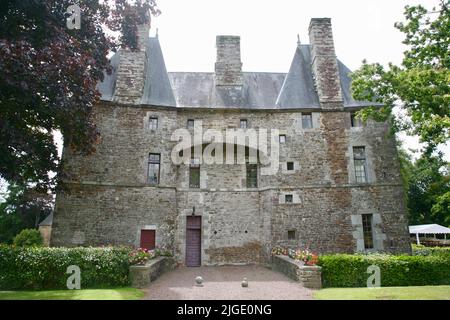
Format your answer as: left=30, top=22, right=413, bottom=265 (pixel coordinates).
left=52, top=102, right=412, bottom=263
left=129, top=256, right=175, bottom=288
left=271, top=255, right=322, bottom=289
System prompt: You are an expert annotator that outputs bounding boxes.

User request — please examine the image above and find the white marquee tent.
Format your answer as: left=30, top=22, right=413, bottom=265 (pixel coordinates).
left=409, top=224, right=450, bottom=245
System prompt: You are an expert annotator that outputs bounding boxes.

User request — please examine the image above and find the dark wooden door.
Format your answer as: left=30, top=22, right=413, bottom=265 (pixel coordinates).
left=140, top=230, right=155, bottom=250
left=186, top=216, right=201, bottom=267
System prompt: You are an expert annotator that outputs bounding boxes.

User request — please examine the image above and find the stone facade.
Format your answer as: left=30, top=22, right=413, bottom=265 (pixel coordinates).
left=51, top=17, right=411, bottom=266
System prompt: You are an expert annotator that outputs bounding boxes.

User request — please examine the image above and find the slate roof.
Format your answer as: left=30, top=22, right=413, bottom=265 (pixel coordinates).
left=39, top=212, right=53, bottom=227
left=97, top=36, right=380, bottom=110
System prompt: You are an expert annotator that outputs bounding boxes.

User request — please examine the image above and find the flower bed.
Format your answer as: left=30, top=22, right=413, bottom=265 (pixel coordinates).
left=271, top=246, right=319, bottom=266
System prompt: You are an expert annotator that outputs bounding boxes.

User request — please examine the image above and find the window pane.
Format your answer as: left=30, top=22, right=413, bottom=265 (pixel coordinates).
left=351, top=113, right=362, bottom=127
left=148, top=163, right=159, bottom=184
left=285, top=194, right=293, bottom=203
left=149, top=117, right=158, bottom=130
left=240, top=119, right=248, bottom=129
left=362, top=214, right=374, bottom=249
left=189, top=167, right=200, bottom=188
left=302, top=113, right=313, bottom=129
left=288, top=230, right=296, bottom=240
left=187, top=119, right=194, bottom=128
left=279, top=135, right=286, bottom=143
left=149, top=154, right=160, bottom=163
left=287, top=162, right=294, bottom=171
left=353, top=147, right=367, bottom=183
left=246, top=164, right=258, bottom=188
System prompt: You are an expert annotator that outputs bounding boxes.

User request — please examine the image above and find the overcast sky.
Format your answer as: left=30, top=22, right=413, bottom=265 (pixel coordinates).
left=151, top=0, right=448, bottom=160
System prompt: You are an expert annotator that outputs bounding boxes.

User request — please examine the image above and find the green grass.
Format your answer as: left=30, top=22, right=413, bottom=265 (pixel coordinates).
left=0, top=288, right=145, bottom=300
left=314, top=285, right=450, bottom=300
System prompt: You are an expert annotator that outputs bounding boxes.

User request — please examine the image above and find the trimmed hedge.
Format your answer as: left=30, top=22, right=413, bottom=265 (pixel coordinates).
left=0, top=245, right=133, bottom=290
left=318, top=253, right=450, bottom=288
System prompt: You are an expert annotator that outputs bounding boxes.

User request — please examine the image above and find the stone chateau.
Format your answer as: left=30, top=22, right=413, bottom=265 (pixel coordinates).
left=51, top=17, right=411, bottom=266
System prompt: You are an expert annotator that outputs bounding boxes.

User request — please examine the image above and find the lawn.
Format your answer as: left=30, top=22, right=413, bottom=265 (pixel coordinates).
left=0, top=288, right=145, bottom=300
left=314, top=285, right=450, bottom=300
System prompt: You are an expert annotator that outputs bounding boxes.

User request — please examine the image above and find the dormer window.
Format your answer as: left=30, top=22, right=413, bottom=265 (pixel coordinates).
left=149, top=117, right=158, bottom=130
left=240, top=119, right=248, bottom=129
left=302, top=113, right=313, bottom=129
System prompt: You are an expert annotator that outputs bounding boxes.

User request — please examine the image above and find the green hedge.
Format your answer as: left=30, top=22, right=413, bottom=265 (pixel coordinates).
left=411, top=245, right=450, bottom=256
left=318, top=253, right=450, bottom=288
left=0, top=245, right=133, bottom=290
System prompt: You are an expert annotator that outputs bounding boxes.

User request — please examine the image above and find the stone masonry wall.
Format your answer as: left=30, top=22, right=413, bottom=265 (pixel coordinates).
left=52, top=102, right=412, bottom=262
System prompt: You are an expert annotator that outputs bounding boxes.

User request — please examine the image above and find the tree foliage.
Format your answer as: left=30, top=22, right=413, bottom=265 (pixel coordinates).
left=0, top=184, right=52, bottom=244
left=0, top=0, right=159, bottom=192
left=399, top=152, right=450, bottom=226
left=351, top=1, right=449, bottom=156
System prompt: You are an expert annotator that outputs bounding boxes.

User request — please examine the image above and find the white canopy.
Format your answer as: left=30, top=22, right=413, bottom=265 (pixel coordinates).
left=409, top=224, right=450, bottom=245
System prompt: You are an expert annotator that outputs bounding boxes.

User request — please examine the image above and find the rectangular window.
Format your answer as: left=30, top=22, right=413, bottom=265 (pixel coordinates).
left=287, top=162, right=294, bottom=171
left=149, top=117, right=158, bottom=130
left=288, top=230, right=296, bottom=240
left=351, top=113, right=363, bottom=127
left=240, top=119, right=248, bottom=129
left=148, top=153, right=160, bottom=185
left=279, top=135, right=286, bottom=144
left=246, top=163, right=258, bottom=188
left=353, top=147, right=367, bottom=183
left=187, top=119, right=195, bottom=129
left=285, top=194, right=293, bottom=203
left=189, top=158, right=200, bottom=188
left=362, top=214, right=374, bottom=249
left=302, top=113, right=313, bottom=129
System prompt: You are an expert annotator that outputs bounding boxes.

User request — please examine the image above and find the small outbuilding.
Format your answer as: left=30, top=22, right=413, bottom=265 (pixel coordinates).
left=38, top=212, right=53, bottom=246
left=409, top=224, right=450, bottom=245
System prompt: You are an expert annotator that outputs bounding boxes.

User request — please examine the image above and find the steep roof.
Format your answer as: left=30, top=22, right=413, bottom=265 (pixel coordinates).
left=97, top=37, right=380, bottom=110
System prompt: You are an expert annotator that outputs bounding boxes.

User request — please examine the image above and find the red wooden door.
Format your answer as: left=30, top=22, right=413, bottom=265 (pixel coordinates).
left=186, top=216, right=201, bottom=267
left=140, top=230, right=155, bottom=250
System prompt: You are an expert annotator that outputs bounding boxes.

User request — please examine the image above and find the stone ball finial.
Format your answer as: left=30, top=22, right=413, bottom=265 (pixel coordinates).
left=195, top=276, right=203, bottom=286
left=241, top=277, right=248, bottom=288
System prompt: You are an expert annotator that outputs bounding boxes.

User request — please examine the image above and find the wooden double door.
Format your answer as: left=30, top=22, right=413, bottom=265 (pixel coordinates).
left=186, top=216, right=201, bottom=267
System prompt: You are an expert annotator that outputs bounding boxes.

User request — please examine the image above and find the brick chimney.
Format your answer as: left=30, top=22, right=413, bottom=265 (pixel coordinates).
left=308, top=18, right=343, bottom=109
left=113, top=10, right=151, bottom=104
left=215, top=36, right=243, bottom=86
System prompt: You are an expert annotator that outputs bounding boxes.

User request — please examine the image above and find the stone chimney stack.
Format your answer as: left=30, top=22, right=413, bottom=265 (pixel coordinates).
left=308, top=18, right=343, bottom=109
left=113, top=10, right=151, bottom=104
left=215, top=36, right=243, bottom=86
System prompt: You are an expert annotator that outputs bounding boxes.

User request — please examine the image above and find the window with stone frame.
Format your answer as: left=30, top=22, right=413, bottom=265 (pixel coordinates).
left=189, top=158, right=200, bottom=188
left=149, top=116, right=158, bottom=130
left=362, top=214, right=374, bottom=249
left=279, top=134, right=286, bottom=144
left=302, top=113, right=313, bottom=129
left=285, top=194, right=293, bottom=203
left=187, top=119, right=195, bottom=129
left=351, top=112, right=363, bottom=127
left=353, top=146, right=368, bottom=183
left=287, top=162, right=294, bottom=171
left=148, top=153, right=160, bottom=185
left=246, top=163, right=258, bottom=188
left=288, top=230, right=296, bottom=240
left=240, top=119, right=248, bottom=129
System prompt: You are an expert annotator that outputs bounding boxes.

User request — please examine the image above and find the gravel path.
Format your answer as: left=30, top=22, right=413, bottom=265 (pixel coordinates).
left=143, top=265, right=314, bottom=300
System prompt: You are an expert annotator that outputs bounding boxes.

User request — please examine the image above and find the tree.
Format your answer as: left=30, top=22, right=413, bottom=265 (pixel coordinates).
left=351, top=1, right=449, bottom=157
left=0, top=0, right=160, bottom=192
left=0, top=184, right=52, bottom=244
left=406, top=155, right=449, bottom=226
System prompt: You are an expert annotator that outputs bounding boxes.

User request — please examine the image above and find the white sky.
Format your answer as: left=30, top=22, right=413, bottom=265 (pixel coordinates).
left=152, top=0, right=448, bottom=160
